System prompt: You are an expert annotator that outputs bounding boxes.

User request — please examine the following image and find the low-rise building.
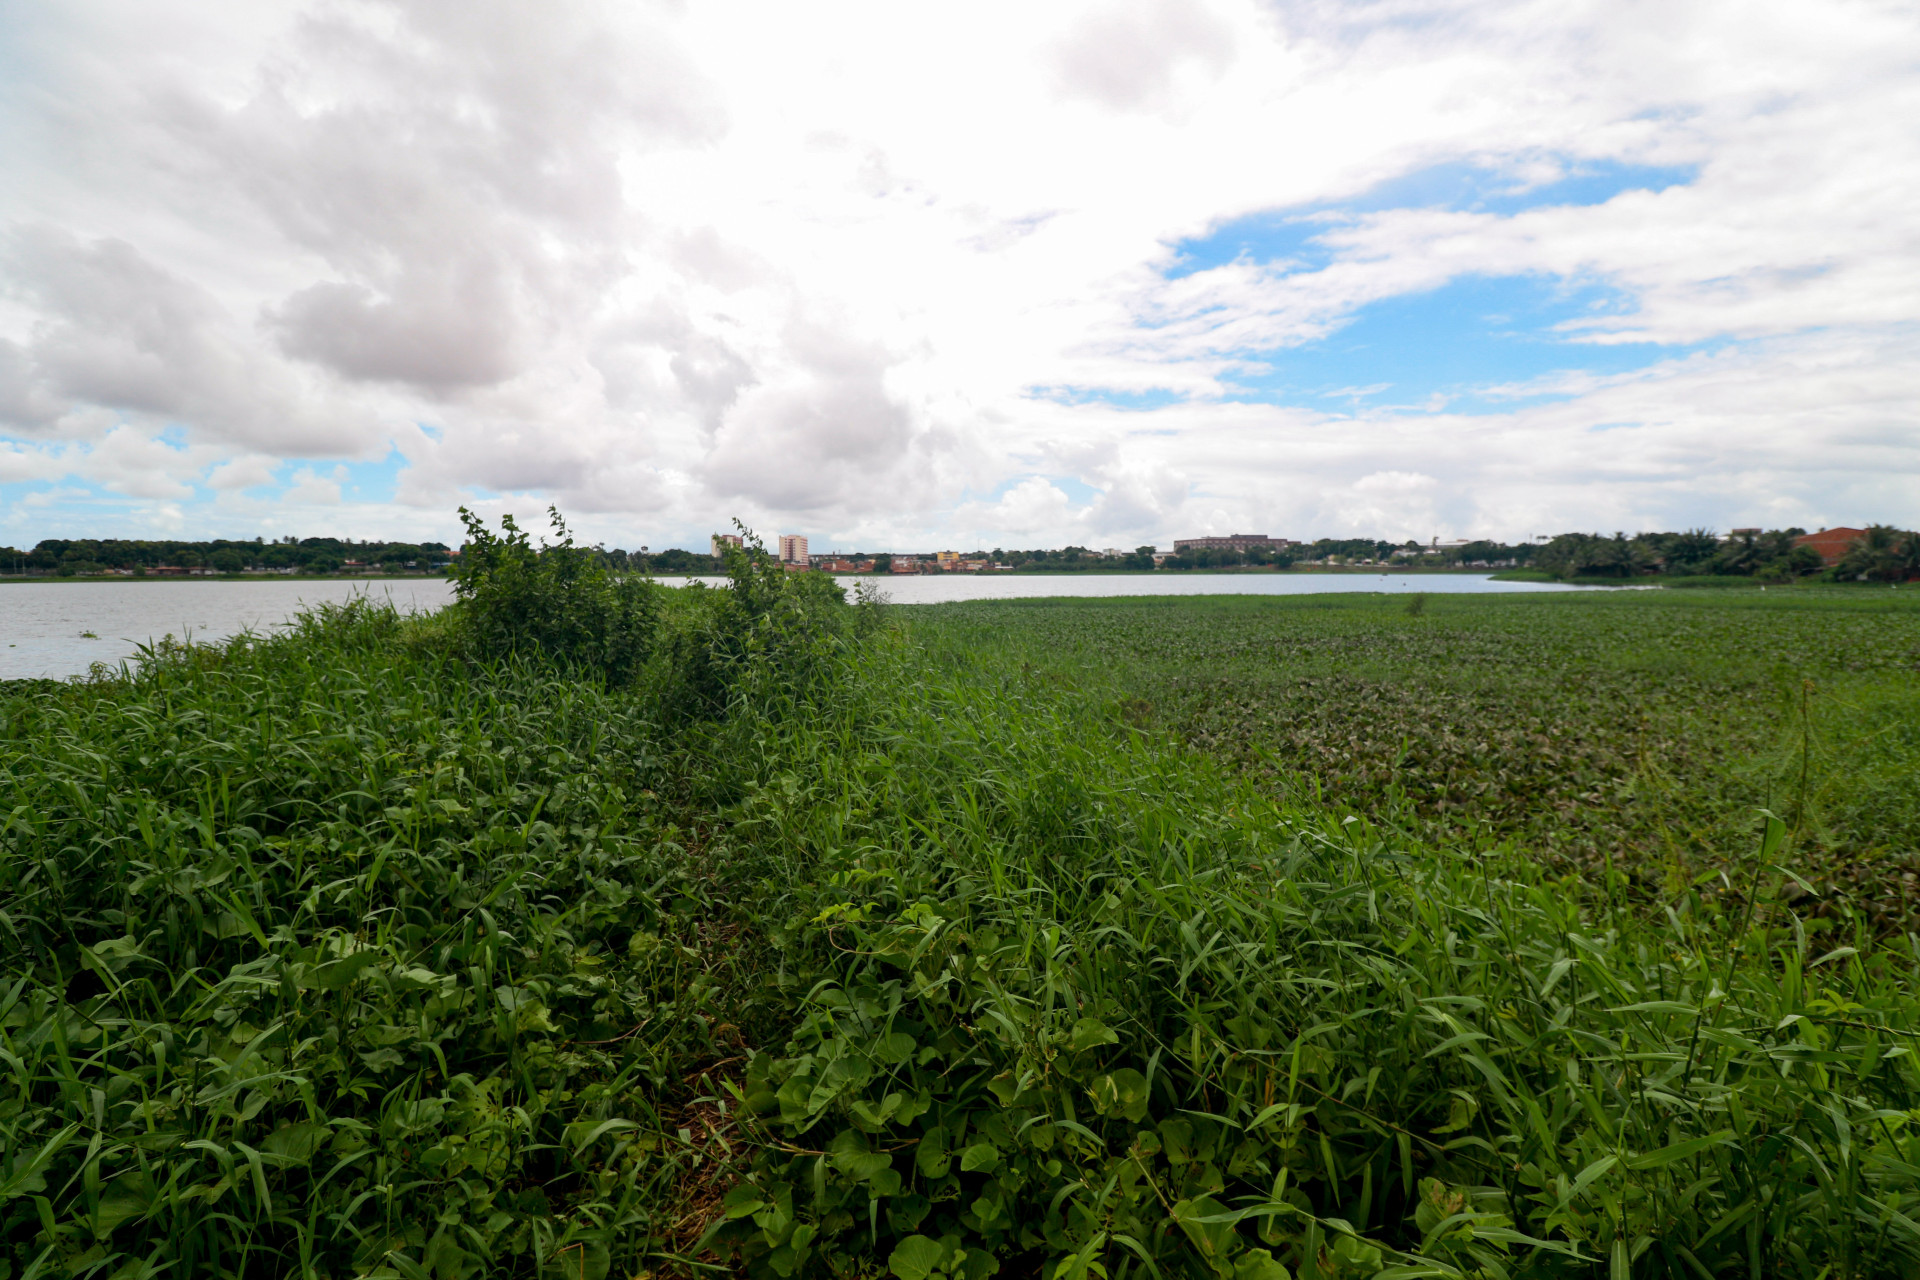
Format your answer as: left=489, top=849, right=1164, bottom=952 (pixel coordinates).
left=1172, top=533, right=1292, bottom=552
left=1793, top=527, right=1866, bottom=565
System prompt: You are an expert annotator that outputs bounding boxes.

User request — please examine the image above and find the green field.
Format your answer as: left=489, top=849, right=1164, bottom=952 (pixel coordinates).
left=7, top=555, right=1920, bottom=1280
left=901, top=590, right=1920, bottom=929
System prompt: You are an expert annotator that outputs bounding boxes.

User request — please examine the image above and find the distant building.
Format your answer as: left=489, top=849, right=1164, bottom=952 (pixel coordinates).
left=712, top=533, right=743, bottom=557
left=778, top=534, right=809, bottom=565
left=934, top=550, right=960, bottom=568
left=1793, top=527, right=1866, bottom=566
left=891, top=557, right=922, bottom=574
left=1172, top=533, right=1291, bottom=552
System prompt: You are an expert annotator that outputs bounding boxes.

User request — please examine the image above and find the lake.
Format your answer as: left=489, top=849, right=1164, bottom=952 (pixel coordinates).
left=0, top=571, right=1593, bottom=680
left=0, top=579, right=458, bottom=681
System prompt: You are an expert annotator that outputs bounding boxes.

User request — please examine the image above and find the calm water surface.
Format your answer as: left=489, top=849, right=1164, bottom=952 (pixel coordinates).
left=2, top=571, right=1592, bottom=680
left=0, top=579, right=457, bottom=680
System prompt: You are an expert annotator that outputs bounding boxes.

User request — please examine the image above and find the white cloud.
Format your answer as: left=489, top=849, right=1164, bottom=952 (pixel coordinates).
left=206, top=454, right=279, bottom=489
left=0, top=0, right=1914, bottom=547
left=282, top=467, right=342, bottom=506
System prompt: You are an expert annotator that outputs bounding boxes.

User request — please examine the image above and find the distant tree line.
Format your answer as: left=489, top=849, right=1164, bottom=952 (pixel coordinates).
left=985, top=546, right=1156, bottom=571
left=1162, top=544, right=1295, bottom=570
left=601, top=547, right=721, bottom=575
left=13, top=527, right=1912, bottom=583
left=0, top=536, right=452, bottom=577
left=1533, top=526, right=1920, bottom=582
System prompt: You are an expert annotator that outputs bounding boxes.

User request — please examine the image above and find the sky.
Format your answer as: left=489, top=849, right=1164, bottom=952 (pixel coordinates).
left=1, top=0, right=1916, bottom=552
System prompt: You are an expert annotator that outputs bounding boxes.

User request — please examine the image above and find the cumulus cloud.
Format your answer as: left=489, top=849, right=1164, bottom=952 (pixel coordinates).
left=699, top=323, right=916, bottom=509
left=206, top=455, right=280, bottom=490
left=0, top=227, right=379, bottom=453
left=0, top=0, right=1914, bottom=546
left=1052, top=0, right=1238, bottom=113
left=282, top=467, right=343, bottom=506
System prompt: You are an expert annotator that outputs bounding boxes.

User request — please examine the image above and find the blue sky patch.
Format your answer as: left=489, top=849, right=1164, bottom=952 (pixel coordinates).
left=1218, top=273, right=1698, bottom=411
left=1338, top=158, right=1695, bottom=218
left=0, top=478, right=149, bottom=542
left=1026, top=385, right=1187, bottom=411
left=329, top=448, right=407, bottom=503
left=1164, top=158, right=1697, bottom=280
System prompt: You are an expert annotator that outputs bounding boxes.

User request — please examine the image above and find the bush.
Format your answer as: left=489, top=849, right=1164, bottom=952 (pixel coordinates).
left=663, top=525, right=877, bottom=720
left=451, top=506, right=661, bottom=687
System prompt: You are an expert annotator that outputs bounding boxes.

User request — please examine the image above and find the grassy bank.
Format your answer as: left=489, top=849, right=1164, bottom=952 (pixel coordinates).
left=6, top=562, right=1920, bottom=1279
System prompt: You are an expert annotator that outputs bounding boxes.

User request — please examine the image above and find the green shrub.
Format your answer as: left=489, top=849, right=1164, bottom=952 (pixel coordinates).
left=662, top=525, right=875, bottom=721
left=452, top=506, right=661, bottom=686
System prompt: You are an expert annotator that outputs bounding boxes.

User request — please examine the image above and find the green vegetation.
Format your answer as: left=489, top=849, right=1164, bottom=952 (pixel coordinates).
left=981, top=548, right=1157, bottom=572
left=0, top=537, right=453, bottom=578
left=905, top=591, right=1920, bottom=928
left=1163, top=546, right=1293, bottom=571
left=7, top=542, right=1920, bottom=1280
left=1529, top=526, right=1919, bottom=584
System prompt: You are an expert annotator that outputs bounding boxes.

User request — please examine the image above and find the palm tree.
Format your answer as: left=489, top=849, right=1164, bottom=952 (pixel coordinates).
left=1837, top=525, right=1902, bottom=581
left=1888, top=529, right=1920, bottom=582
left=1714, top=531, right=1762, bottom=576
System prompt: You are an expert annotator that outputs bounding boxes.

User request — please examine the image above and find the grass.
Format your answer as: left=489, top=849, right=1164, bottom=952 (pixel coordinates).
left=899, top=590, right=1920, bottom=930
left=6, top=573, right=1920, bottom=1279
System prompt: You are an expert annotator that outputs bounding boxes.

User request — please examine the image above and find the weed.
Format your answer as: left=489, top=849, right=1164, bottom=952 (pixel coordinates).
left=6, top=557, right=1920, bottom=1279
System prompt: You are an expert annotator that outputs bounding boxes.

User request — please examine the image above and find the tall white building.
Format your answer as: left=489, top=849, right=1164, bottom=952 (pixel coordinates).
left=778, top=534, right=809, bottom=564
left=711, top=533, right=743, bottom=557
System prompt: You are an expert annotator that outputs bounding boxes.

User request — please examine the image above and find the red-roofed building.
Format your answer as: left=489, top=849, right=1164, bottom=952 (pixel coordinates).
left=1793, top=527, right=1865, bottom=566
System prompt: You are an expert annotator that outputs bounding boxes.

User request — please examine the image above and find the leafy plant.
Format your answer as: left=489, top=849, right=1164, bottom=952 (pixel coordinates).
left=7, top=540, right=1920, bottom=1280
left=452, top=505, right=661, bottom=686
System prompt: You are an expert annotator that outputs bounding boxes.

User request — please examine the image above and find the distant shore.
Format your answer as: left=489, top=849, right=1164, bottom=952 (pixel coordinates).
left=0, top=573, right=449, bottom=584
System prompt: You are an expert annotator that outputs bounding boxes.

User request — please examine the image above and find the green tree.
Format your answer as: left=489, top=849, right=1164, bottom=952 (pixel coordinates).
left=1836, top=525, right=1918, bottom=582
left=209, top=548, right=247, bottom=575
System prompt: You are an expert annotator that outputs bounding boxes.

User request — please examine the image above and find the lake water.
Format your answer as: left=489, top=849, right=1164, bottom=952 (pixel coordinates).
left=1, top=571, right=1591, bottom=680
left=0, top=579, right=458, bottom=681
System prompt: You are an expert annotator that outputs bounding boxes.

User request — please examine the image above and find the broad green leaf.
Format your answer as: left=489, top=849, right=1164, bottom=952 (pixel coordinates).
left=1068, top=1017, right=1119, bottom=1052
left=959, top=1142, right=1000, bottom=1173
left=1233, top=1248, right=1291, bottom=1280
left=889, top=1234, right=949, bottom=1280
left=1089, top=1068, right=1151, bottom=1123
